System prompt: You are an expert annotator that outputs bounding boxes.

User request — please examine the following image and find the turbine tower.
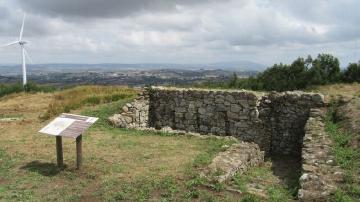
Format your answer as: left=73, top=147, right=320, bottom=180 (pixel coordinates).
left=1, top=14, right=32, bottom=86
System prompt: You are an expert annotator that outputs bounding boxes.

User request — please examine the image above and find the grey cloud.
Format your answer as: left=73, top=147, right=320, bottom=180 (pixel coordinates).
left=1, top=0, right=359, bottom=66
left=0, top=11, right=54, bottom=38
left=15, top=0, right=222, bottom=19
left=269, top=0, right=360, bottom=43
left=0, top=5, right=10, bottom=18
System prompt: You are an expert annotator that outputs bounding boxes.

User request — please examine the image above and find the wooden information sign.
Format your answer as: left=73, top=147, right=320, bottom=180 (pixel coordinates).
left=39, top=113, right=98, bottom=169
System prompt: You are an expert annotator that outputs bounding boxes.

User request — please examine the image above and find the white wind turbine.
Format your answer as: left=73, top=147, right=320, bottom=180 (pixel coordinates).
left=1, top=14, right=32, bottom=86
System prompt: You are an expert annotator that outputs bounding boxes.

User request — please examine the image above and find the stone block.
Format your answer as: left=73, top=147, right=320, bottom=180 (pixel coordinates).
left=230, top=104, right=242, bottom=113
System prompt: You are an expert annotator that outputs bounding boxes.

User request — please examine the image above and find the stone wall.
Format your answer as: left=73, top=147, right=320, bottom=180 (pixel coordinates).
left=109, top=87, right=324, bottom=156
left=298, top=108, right=344, bottom=201
left=109, top=91, right=149, bottom=128
left=148, top=87, right=324, bottom=156
left=262, top=92, right=324, bottom=155
left=148, top=87, right=272, bottom=153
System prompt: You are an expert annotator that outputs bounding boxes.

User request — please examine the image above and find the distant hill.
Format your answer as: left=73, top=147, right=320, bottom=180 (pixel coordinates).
left=206, top=61, right=267, bottom=71
left=0, top=61, right=266, bottom=76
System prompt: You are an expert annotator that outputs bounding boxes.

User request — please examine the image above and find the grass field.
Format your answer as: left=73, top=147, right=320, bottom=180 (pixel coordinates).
left=308, top=83, right=360, bottom=201
left=308, top=83, right=360, bottom=101
left=0, top=86, right=311, bottom=201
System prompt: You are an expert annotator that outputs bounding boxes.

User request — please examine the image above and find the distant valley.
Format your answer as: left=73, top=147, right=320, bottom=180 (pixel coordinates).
left=0, top=63, right=262, bottom=86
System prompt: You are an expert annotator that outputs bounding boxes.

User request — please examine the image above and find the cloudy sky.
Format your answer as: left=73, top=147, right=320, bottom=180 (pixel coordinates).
left=0, top=0, right=359, bottom=67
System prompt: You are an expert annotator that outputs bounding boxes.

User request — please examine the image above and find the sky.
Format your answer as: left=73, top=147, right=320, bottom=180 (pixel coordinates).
left=0, top=0, right=359, bottom=67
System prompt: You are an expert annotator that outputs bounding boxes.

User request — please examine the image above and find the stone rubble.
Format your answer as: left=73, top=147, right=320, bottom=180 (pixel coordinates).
left=108, top=90, right=149, bottom=128
left=202, top=142, right=264, bottom=182
left=298, top=108, right=344, bottom=201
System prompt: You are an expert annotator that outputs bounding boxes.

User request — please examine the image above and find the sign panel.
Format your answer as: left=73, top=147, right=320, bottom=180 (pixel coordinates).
left=39, top=113, right=98, bottom=138
left=39, top=117, right=75, bottom=136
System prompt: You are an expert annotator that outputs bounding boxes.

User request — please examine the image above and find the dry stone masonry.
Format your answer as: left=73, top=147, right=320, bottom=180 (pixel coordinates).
left=108, top=87, right=344, bottom=199
left=109, top=91, right=149, bottom=128
left=298, top=108, right=344, bottom=201
left=109, top=87, right=324, bottom=156
left=147, top=87, right=324, bottom=156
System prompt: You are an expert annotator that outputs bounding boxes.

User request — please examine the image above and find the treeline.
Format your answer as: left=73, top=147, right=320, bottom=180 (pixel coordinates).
left=201, top=54, right=360, bottom=91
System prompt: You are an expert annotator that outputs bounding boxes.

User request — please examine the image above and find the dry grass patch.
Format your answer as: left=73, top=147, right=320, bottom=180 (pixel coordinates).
left=41, top=85, right=137, bottom=119
left=0, top=92, right=53, bottom=120
left=309, top=83, right=360, bottom=101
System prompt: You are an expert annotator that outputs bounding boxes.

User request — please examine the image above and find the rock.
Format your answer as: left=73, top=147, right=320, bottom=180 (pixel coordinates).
left=326, top=159, right=335, bottom=165
left=122, top=106, right=129, bottom=112
left=311, top=94, right=325, bottom=106
left=230, top=104, right=242, bottom=113
left=299, top=109, right=342, bottom=201
left=108, top=91, right=149, bottom=129
left=202, top=142, right=264, bottom=182
left=198, top=107, right=206, bottom=115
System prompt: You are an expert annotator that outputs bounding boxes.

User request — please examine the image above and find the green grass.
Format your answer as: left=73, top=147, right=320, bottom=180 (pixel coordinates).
left=80, top=98, right=239, bottom=201
left=325, top=106, right=360, bottom=201
left=0, top=147, right=91, bottom=201
left=0, top=82, right=56, bottom=98
left=0, top=85, right=305, bottom=201
left=232, top=165, right=293, bottom=202
left=85, top=134, right=237, bottom=201
left=96, top=175, right=181, bottom=201
left=81, top=96, right=135, bottom=130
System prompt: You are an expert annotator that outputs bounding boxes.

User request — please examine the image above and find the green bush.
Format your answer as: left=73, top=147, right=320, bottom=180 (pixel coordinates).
left=0, top=83, right=24, bottom=97
left=0, top=82, right=56, bottom=98
left=83, top=96, right=101, bottom=105
left=343, top=62, right=360, bottom=83
left=199, top=53, right=355, bottom=92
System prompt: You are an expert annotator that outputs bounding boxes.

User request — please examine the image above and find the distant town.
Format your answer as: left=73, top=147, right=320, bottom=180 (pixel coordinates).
left=0, top=63, right=260, bottom=86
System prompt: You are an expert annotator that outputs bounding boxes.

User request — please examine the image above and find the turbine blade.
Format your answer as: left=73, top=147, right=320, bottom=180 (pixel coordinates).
left=19, top=13, right=26, bottom=41
left=24, top=47, right=33, bottom=64
left=1, top=41, right=19, bottom=47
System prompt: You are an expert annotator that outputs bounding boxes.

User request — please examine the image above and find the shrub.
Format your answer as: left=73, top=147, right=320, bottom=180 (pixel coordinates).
left=343, top=62, right=360, bottom=83
left=0, top=83, right=24, bottom=97
left=0, top=82, right=56, bottom=98
left=198, top=53, right=352, bottom=92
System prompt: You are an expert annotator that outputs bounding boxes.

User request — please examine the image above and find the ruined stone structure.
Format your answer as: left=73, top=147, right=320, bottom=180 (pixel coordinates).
left=108, top=91, right=149, bottom=128
left=298, top=108, right=344, bottom=201
left=110, top=87, right=324, bottom=156
left=109, top=86, right=342, bottom=200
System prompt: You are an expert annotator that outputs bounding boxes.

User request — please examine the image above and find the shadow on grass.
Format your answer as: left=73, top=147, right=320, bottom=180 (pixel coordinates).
left=271, top=156, right=301, bottom=196
left=20, top=161, right=66, bottom=176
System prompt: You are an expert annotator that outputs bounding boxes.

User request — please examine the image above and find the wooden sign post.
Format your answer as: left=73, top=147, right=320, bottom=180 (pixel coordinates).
left=39, top=113, right=98, bottom=169
left=56, top=136, right=64, bottom=167
left=76, top=135, right=82, bottom=169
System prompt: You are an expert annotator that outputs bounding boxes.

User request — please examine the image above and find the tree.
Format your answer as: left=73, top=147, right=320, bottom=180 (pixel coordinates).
left=309, top=54, right=341, bottom=84
left=210, top=53, right=350, bottom=91
left=228, top=72, right=238, bottom=87
left=343, top=62, right=360, bottom=83
left=256, top=63, right=291, bottom=91
left=288, top=57, right=309, bottom=89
